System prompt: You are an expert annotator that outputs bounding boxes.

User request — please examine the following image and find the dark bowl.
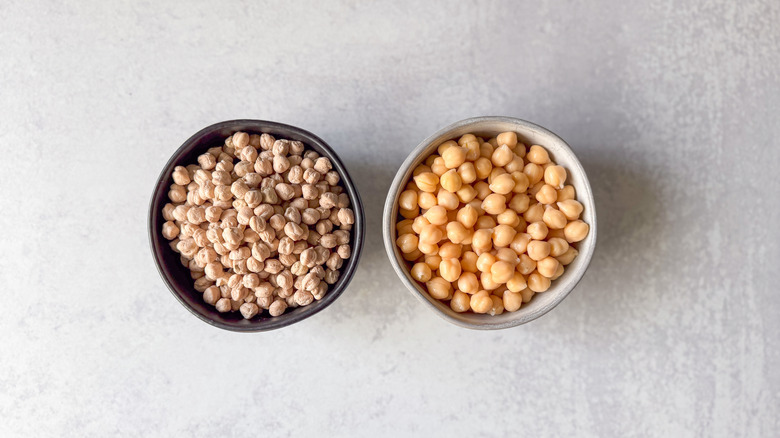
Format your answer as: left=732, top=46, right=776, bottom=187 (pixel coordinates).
left=148, top=120, right=365, bottom=332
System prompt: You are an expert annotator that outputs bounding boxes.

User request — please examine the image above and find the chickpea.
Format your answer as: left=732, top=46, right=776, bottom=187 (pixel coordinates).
left=474, top=157, right=493, bottom=180
left=413, top=172, right=439, bottom=193
left=548, top=237, right=570, bottom=257
left=418, top=192, right=437, bottom=210
left=411, top=262, right=432, bottom=282
left=489, top=295, right=504, bottom=316
left=488, top=167, right=507, bottom=185
left=550, top=263, right=565, bottom=280
left=437, top=140, right=457, bottom=156
left=492, top=224, right=517, bottom=248
left=419, top=224, right=443, bottom=245
left=437, top=189, right=459, bottom=210
left=475, top=215, right=496, bottom=230
left=162, top=221, right=180, bottom=240
left=528, top=271, right=551, bottom=292
left=504, top=156, right=524, bottom=174
left=496, top=131, right=518, bottom=149
left=431, top=157, right=448, bottom=176
left=418, top=241, right=439, bottom=255
left=439, top=242, right=462, bottom=259
left=556, top=247, right=579, bottom=265
left=482, top=193, right=506, bottom=215
left=399, top=190, right=418, bottom=210
left=495, top=247, right=519, bottom=265
left=503, top=291, right=523, bottom=312
left=535, top=184, right=557, bottom=205
left=557, top=199, right=584, bottom=220
left=425, top=254, right=442, bottom=270
left=564, top=220, right=589, bottom=243
left=426, top=277, right=451, bottom=300
left=490, top=261, right=514, bottom=283
left=521, top=287, right=534, bottom=303
left=508, top=171, right=529, bottom=194
left=413, top=164, right=432, bottom=176
left=476, top=252, right=496, bottom=272
left=458, top=162, right=477, bottom=184
left=470, top=290, right=493, bottom=313
left=457, top=272, right=479, bottom=294
left=527, top=221, right=549, bottom=240
left=442, top=146, right=467, bottom=169
left=452, top=206, right=476, bottom=229
left=527, top=240, right=551, bottom=261
left=168, top=184, right=186, bottom=203
left=506, top=272, right=527, bottom=292
left=523, top=163, right=544, bottom=185
left=396, top=219, right=414, bottom=235
left=396, top=233, right=419, bottom=253
left=446, top=222, right=469, bottom=244
left=412, top=215, right=431, bottom=234
left=547, top=228, right=566, bottom=240
left=439, top=259, right=462, bottom=282
left=527, top=145, right=550, bottom=164
left=557, top=185, right=576, bottom=202
left=456, top=185, right=478, bottom=203
left=488, top=173, right=515, bottom=195
left=523, top=203, right=545, bottom=223
left=423, top=206, right=447, bottom=226
left=480, top=142, right=494, bottom=158
left=491, top=144, right=513, bottom=167
left=509, top=233, right=531, bottom=254
left=517, top=254, right=536, bottom=275
left=544, top=165, right=567, bottom=189
left=439, top=169, right=462, bottom=192
left=472, top=229, right=493, bottom=253
left=496, top=209, right=520, bottom=228
left=536, top=256, right=560, bottom=278
left=461, top=251, right=478, bottom=273
left=463, top=141, right=481, bottom=161
left=543, top=207, right=568, bottom=229
left=474, top=181, right=491, bottom=200
left=508, top=193, right=530, bottom=214
left=450, top=291, right=471, bottom=313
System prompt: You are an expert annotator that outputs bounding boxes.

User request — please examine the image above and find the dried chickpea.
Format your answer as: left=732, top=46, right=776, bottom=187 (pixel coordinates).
left=527, top=145, right=550, bottom=165
left=543, top=207, right=568, bottom=229
left=527, top=271, right=551, bottom=292
left=564, top=220, right=589, bottom=243
left=411, top=262, right=432, bottom=282
left=536, top=256, right=560, bottom=278
left=470, top=290, right=493, bottom=313
left=446, top=221, right=469, bottom=244
left=450, top=291, right=471, bottom=313
left=426, top=277, right=451, bottom=300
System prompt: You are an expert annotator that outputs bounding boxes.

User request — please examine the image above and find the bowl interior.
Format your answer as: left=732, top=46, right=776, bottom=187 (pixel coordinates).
left=383, top=117, right=597, bottom=329
left=149, top=120, right=364, bottom=332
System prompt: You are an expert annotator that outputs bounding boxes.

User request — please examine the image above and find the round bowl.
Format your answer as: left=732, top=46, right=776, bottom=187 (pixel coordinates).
left=382, top=116, right=597, bottom=330
left=149, top=119, right=365, bottom=332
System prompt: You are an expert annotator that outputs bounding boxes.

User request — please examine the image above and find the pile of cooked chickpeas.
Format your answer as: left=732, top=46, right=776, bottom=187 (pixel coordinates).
left=394, top=132, right=589, bottom=315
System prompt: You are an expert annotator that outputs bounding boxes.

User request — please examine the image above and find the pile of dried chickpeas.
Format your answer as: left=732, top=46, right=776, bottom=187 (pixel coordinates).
left=161, top=131, right=354, bottom=319
left=395, top=132, right=588, bottom=315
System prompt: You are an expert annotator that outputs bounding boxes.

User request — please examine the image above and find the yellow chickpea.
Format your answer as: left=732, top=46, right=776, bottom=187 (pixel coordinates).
left=456, top=185, right=478, bottom=203
left=496, top=131, right=518, bottom=149
left=521, top=287, right=534, bottom=303
left=557, top=185, right=576, bottom=202
left=510, top=233, right=532, bottom=255
left=458, top=162, right=477, bottom=184
left=482, top=193, right=507, bottom=215
left=527, top=221, right=549, bottom=240
left=456, top=204, right=479, bottom=228
left=474, top=181, right=491, bottom=200
left=398, top=190, right=418, bottom=211
left=527, top=271, right=551, bottom=292
left=489, top=296, right=504, bottom=315
left=480, top=272, right=501, bottom=290
left=439, top=258, right=462, bottom=282
left=536, top=256, right=559, bottom=278
left=467, top=200, right=484, bottom=215
left=440, top=169, right=462, bottom=193
left=523, top=163, right=544, bottom=185
left=491, top=144, right=514, bottom=167
left=495, top=247, right=519, bottom=265
left=544, top=165, right=567, bottom=189
left=439, top=242, right=462, bottom=259
left=402, top=248, right=423, bottom=262
left=535, top=184, right=558, bottom=205
left=396, top=234, right=419, bottom=253
left=419, top=224, right=443, bottom=245
left=550, top=263, right=565, bottom=280
left=470, top=290, right=493, bottom=313
left=505, top=156, right=525, bottom=173
left=480, top=142, right=494, bottom=159
left=426, top=277, right=451, bottom=299
left=492, top=224, right=517, bottom=248
left=557, top=199, right=584, bottom=220
left=418, top=242, right=439, bottom=255
left=461, top=251, right=478, bottom=273
left=496, top=209, right=520, bottom=227
left=437, top=140, right=457, bottom=156
left=431, top=157, right=448, bottom=176
left=424, top=205, right=448, bottom=225
left=413, top=164, right=432, bottom=176
left=425, top=254, right=442, bottom=270
left=527, top=180, right=544, bottom=198
left=506, top=271, right=527, bottom=293
left=412, top=215, right=430, bottom=234
left=547, top=228, right=566, bottom=240
left=547, top=237, right=570, bottom=257
left=523, top=203, right=545, bottom=223
left=450, top=291, right=471, bottom=313
left=564, top=220, right=589, bottom=243
left=503, top=290, right=523, bottom=312
left=527, top=145, right=550, bottom=164
left=457, top=272, right=479, bottom=294
left=399, top=208, right=418, bottom=219
left=413, top=172, right=439, bottom=193
left=463, top=141, right=481, bottom=161
left=475, top=215, right=496, bottom=230
left=543, top=207, right=568, bottom=229
left=405, top=181, right=419, bottom=191
left=424, top=155, right=437, bottom=167
left=488, top=167, right=507, bottom=184
left=437, top=189, right=459, bottom=210
left=510, top=171, right=530, bottom=193
left=418, top=192, right=437, bottom=210
left=396, top=219, right=414, bottom=235
left=488, top=173, right=516, bottom=195
left=474, top=157, right=493, bottom=180
left=490, top=261, right=514, bottom=283
left=527, top=240, right=551, bottom=261
left=508, top=193, right=530, bottom=214
left=442, top=145, right=467, bottom=169
left=411, top=262, right=432, bottom=282
left=476, top=252, right=497, bottom=272
left=446, top=221, right=469, bottom=244
left=556, top=247, right=579, bottom=265
left=517, top=254, right=536, bottom=275
left=472, top=229, right=493, bottom=254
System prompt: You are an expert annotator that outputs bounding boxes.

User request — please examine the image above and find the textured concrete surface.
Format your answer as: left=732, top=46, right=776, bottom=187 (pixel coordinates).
left=1, top=0, right=779, bottom=436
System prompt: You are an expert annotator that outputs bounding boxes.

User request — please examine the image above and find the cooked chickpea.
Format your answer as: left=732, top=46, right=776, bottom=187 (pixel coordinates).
left=396, top=233, right=419, bottom=253
left=557, top=199, right=584, bottom=220
left=399, top=190, right=418, bottom=210
left=480, top=272, right=500, bottom=290
left=482, top=193, right=506, bottom=215
left=564, top=220, right=589, bottom=243
left=418, top=192, right=437, bottom=209
left=490, top=261, right=514, bottom=283
left=547, top=228, right=566, bottom=240
left=476, top=252, right=496, bottom=272
left=527, top=145, right=550, bottom=164
left=456, top=185, right=477, bottom=203
left=474, top=181, right=491, bottom=200
left=543, top=207, right=568, bottom=229
left=396, top=219, right=414, bottom=235
left=457, top=272, right=479, bottom=294
left=461, top=251, right=478, bottom=272
left=430, top=157, right=448, bottom=176
left=474, top=157, right=493, bottom=180
left=471, top=229, right=493, bottom=253
left=437, top=189, right=459, bottom=210
left=456, top=205, right=479, bottom=228
left=496, top=131, right=518, bottom=149
left=480, top=142, right=494, bottom=158
left=551, top=263, right=565, bottom=280
left=450, top=291, right=471, bottom=312
left=442, top=146, right=467, bottom=169
left=544, top=165, right=567, bottom=189
left=439, top=242, right=462, bottom=259
left=458, top=162, right=477, bottom=184
left=527, top=221, right=549, bottom=240
left=556, top=247, right=579, bottom=265
left=491, top=144, right=513, bottom=167
left=425, top=254, right=442, bottom=270
left=439, top=259, right=461, bottom=282
left=418, top=242, right=439, bottom=255
left=506, top=272, right=527, bottom=293
left=475, top=215, right=496, bottom=230
left=557, top=185, right=576, bottom=202
left=411, top=263, right=432, bottom=282
left=489, top=224, right=515, bottom=248
left=547, top=237, right=570, bottom=257
left=469, top=290, right=493, bottom=313
left=412, top=216, right=430, bottom=234
left=523, top=203, right=545, bottom=223
left=523, top=163, right=544, bottom=185
left=488, top=173, right=515, bottom=195
left=413, top=172, right=439, bottom=192
left=536, top=256, right=560, bottom=278
left=446, top=222, right=469, bottom=244
left=503, top=290, right=523, bottom=312
left=489, top=295, right=504, bottom=315
left=419, top=224, right=443, bottom=245
left=535, top=184, right=557, bottom=205
left=509, top=193, right=530, bottom=214
left=527, top=271, right=551, bottom=292
left=517, top=254, right=537, bottom=275
left=426, top=277, right=451, bottom=300
left=423, top=206, right=447, bottom=226
left=527, top=240, right=551, bottom=261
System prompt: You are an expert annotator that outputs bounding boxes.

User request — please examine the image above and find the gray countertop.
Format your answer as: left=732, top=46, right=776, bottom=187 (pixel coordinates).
left=2, top=1, right=778, bottom=436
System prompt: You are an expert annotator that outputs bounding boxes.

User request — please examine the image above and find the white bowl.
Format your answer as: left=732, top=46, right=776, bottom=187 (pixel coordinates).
left=382, top=116, right=597, bottom=329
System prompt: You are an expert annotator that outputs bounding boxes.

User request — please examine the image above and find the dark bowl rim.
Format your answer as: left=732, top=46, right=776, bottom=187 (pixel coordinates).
left=148, top=119, right=365, bottom=332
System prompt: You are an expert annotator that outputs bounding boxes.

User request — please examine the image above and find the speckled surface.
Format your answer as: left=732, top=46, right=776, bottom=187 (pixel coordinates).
left=1, top=1, right=779, bottom=436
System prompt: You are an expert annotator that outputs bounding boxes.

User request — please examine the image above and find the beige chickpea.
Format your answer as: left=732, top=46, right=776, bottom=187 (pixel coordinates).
left=457, top=134, right=477, bottom=146
left=523, top=163, right=544, bottom=185
left=527, top=221, right=549, bottom=240
left=503, top=290, right=523, bottom=312
left=426, top=277, right=451, bottom=300
left=436, top=140, right=457, bottom=156
left=491, top=144, right=513, bottom=167
left=518, top=255, right=537, bottom=276
left=492, top=224, right=516, bottom=248
left=399, top=208, right=417, bottom=220
left=423, top=206, right=448, bottom=226
left=509, top=233, right=531, bottom=255
left=543, top=207, right=568, bottom=229
left=504, top=156, right=524, bottom=174
left=442, top=146, right=467, bottom=169
left=430, top=157, right=448, bottom=176
left=476, top=252, right=496, bottom=272
left=460, top=251, right=478, bottom=273
left=488, top=167, right=507, bottom=185
left=439, top=259, right=462, bottom=282
left=418, top=241, right=439, bottom=255
left=496, top=131, right=518, bottom=149
left=450, top=291, right=471, bottom=313
left=473, top=181, right=490, bottom=200
left=495, top=247, right=519, bottom=265
left=417, top=192, right=437, bottom=210
left=543, top=165, right=567, bottom=189
left=535, top=255, right=561, bottom=280
left=412, top=215, right=430, bottom=234
left=550, top=263, right=565, bottom=280
left=471, top=229, right=493, bottom=253
left=197, top=153, right=217, bottom=170
left=488, top=173, right=515, bottom=195
left=456, top=204, right=479, bottom=228
left=268, top=299, right=288, bottom=316
left=437, top=190, right=459, bottom=211
left=564, top=220, right=589, bottom=243
left=396, top=233, right=419, bottom=253
left=474, top=157, right=492, bottom=180
left=557, top=199, right=583, bottom=220
left=399, top=190, right=417, bottom=211
left=488, top=295, right=504, bottom=316
left=480, top=142, right=494, bottom=158
left=547, top=237, right=570, bottom=258
left=411, top=262, right=432, bottom=282
left=527, top=145, right=550, bottom=165
left=413, top=172, right=439, bottom=193
left=470, top=290, right=493, bottom=313
left=419, top=224, right=443, bottom=245
left=445, top=221, right=469, bottom=244
left=490, top=261, right=514, bottom=283
left=482, top=193, right=506, bottom=215
left=557, top=185, right=576, bottom=202
left=440, top=169, right=462, bottom=193
left=535, top=184, right=557, bottom=205
left=556, top=247, right=579, bottom=266
left=172, top=166, right=191, bottom=185
left=496, top=209, right=520, bottom=228
left=523, top=203, right=545, bottom=223
left=506, top=271, right=527, bottom=293
left=215, top=297, right=232, bottom=313
left=528, top=271, right=551, bottom=292
left=168, top=184, right=187, bottom=203
left=475, top=215, right=496, bottom=230
left=458, top=162, right=477, bottom=184
left=162, top=221, right=179, bottom=240
left=439, top=242, right=462, bottom=259
left=454, top=185, right=476, bottom=204
left=527, top=240, right=551, bottom=261
left=454, top=272, right=478, bottom=294
left=508, top=193, right=530, bottom=214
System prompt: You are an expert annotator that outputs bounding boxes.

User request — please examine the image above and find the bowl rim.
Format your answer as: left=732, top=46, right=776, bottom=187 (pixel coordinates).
left=148, top=119, right=365, bottom=332
left=382, top=116, right=597, bottom=330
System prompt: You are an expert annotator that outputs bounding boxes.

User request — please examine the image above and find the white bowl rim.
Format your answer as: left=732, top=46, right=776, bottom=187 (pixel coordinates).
left=382, top=116, right=598, bottom=330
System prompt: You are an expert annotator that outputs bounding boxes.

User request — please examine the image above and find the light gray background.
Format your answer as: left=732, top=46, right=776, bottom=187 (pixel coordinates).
left=1, top=0, right=778, bottom=436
